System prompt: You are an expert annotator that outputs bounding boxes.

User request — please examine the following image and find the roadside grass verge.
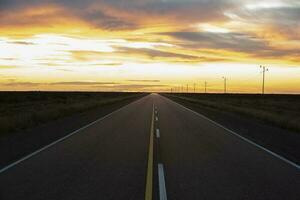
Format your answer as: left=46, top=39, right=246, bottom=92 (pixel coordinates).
left=164, top=93, right=300, bottom=133
left=0, top=92, right=145, bottom=137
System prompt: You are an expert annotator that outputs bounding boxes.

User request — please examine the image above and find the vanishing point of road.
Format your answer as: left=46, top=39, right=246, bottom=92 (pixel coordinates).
left=0, top=94, right=299, bottom=200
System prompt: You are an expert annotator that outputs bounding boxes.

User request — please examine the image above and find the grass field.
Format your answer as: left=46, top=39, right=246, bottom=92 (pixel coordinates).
left=0, top=92, right=145, bottom=136
left=165, top=93, right=300, bottom=133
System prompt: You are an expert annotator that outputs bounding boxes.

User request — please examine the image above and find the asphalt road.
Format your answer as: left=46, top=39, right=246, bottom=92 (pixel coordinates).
left=0, top=94, right=299, bottom=200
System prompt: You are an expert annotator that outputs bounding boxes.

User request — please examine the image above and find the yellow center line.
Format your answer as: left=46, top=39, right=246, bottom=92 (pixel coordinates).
left=145, top=103, right=155, bottom=200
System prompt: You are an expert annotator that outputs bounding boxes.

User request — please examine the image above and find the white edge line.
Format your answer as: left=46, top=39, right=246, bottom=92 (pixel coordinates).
left=156, top=129, right=160, bottom=138
left=0, top=96, right=147, bottom=174
left=158, top=163, right=168, bottom=200
left=162, top=95, right=300, bottom=170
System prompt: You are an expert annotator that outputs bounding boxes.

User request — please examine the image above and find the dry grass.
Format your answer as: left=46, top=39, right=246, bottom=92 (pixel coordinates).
left=166, top=93, right=300, bottom=133
left=0, top=92, right=145, bottom=136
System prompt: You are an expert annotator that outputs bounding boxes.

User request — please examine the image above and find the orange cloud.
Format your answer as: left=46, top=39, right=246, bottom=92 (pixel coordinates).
left=0, top=0, right=299, bottom=93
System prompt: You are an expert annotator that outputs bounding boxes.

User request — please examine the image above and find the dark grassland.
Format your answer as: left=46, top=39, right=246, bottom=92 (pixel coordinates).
left=0, top=92, right=145, bottom=137
left=165, top=93, right=300, bottom=133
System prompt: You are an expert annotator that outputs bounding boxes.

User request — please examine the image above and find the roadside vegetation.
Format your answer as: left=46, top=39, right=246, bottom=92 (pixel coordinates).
left=165, top=93, right=300, bottom=133
left=0, top=92, right=145, bottom=136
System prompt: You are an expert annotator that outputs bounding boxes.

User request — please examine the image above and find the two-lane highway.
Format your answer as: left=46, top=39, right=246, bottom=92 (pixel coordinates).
left=1, top=94, right=299, bottom=199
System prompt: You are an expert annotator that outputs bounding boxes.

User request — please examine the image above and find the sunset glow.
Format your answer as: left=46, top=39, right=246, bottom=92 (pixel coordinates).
left=0, top=0, right=299, bottom=93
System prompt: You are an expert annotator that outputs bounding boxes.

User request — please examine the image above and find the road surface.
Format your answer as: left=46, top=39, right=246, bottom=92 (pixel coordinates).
left=0, top=94, right=299, bottom=200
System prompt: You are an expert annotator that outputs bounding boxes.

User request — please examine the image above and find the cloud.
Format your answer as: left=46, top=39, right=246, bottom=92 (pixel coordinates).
left=115, top=46, right=230, bottom=63
left=0, top=0, right=235, bottom=31
left=79, top=7, right=139, bottom=30
left=100, top=0, right=233, bottom=23
left=1, top=81, right=167, bottom=91
left=8, top=41, right=36, bottom=45
left=2, top=82, right=41, bottom=87
left=49, top=81, right=117, bottom=85
left=70, top=50, right=110, bottom=61
left=93, top=83, right=167, bottom=90
left=259, top=7, right=300, bottom=39
left=127, top=79, right=160, bottom=82
left=56, top=69, right=74, bottom=72
left=1, top=0, right=299, bottom=37
left=226, top=2, right=300, bottom=39
left=0, top=65, right=18, bottom=69
left=165, top=31, right=269, bottom=53
left=0, top=5, right=69, bottom=27
left=1, top=0, right=300, bottom=66
left=117, top=47, right=201, bottom=61
left=88, top=62, right=123, bottom=66
left=2, top=81, right=117, bottom=87
left=70, top=47, right=229, bottom=64
left=163, top=31, right=300, bottom=61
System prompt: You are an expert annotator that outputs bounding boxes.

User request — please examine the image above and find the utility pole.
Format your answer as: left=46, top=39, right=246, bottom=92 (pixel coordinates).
left=204, top=81, right=207, bottom=94
left=194, top=83, right=196, bottom=93
left=186, top=84, right=189, bottom=93
left=222, top=77, right=227, bottom=94
left=260, top=65, right=269, bottom=94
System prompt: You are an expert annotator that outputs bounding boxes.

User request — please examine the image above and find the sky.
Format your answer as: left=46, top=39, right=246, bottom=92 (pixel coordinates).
left=0, top=0, right=299, bottom=93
